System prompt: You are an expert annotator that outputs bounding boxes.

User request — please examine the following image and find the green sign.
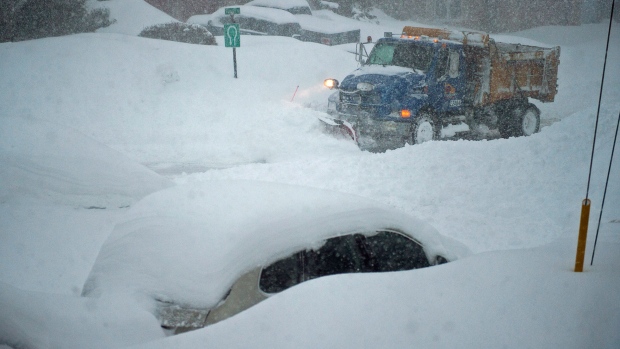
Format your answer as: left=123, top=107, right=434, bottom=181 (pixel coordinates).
left=224, top=24, right=240, bottom=47
left=225, top=7, right=240, bottom=15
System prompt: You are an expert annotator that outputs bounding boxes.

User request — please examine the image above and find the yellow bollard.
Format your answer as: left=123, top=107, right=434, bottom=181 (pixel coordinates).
left=574, top=199, right=591, bottom=272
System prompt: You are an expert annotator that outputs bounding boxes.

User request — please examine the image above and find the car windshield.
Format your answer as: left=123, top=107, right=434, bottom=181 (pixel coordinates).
left=259, top=231, right=433, bottom=294
left=368, top=42, right=434, bottom=72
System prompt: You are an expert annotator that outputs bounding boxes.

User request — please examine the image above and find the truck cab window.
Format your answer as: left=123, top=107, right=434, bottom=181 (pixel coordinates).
left=393, top=44, right=434, bottom=71
left=368, top=43, right=396, bottom=65
left=369, top=43, right=434, bottom=72
left=449, top=50, right=460, bottom=78
left=436, top=48, right=449, bottom=78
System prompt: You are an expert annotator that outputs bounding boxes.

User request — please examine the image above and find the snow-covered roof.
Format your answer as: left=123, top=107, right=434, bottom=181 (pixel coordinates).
left=246, top=0, right=311, bottom=11
left=190, top=5, right=300, bottom=25
left=296, top=14, right=359, bottom=33
left=82, top=180, right=456, bottom=310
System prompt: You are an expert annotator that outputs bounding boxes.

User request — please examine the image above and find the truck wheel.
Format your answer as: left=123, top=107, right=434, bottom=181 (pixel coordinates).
left=520, top=104, right=541, bottom=136
left=498, top=103, right=540, bottom=138
left=411, top=113, right=438, bottom=144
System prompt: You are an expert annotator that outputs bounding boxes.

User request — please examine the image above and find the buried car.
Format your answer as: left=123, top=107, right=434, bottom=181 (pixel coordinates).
left=81, top=180, right=467, bottom=334
left=246, top=0, right=361, bottom=45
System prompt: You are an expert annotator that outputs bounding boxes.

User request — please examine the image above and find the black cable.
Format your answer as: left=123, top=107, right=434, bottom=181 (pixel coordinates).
left=591, top=110, right=620, bottom=265
left=586, top=0, right=615, bottom=200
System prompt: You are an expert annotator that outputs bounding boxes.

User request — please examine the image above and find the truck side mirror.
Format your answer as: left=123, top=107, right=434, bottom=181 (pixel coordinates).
left=357, top=43, right=369, bottom=65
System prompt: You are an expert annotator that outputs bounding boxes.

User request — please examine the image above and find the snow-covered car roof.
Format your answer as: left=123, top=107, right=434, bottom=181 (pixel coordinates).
left=82, top=180, right=460, bottom=311
left=188, top=5, right=300, bottom=26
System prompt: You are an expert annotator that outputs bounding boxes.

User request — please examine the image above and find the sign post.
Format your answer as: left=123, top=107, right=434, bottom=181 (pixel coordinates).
left=224, top=8, right=240, bottom=78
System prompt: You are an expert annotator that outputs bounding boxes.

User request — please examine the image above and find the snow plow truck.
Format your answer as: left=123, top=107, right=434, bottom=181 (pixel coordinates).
left=322, top=26, right=560, bottom=151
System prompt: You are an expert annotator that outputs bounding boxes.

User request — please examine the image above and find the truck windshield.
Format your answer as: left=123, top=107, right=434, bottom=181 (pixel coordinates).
left=368, top=42, right=434, bottom=72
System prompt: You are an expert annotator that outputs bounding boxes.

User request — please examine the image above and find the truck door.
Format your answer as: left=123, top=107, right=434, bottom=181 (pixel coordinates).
left=433, top=46, right=466, bottom=113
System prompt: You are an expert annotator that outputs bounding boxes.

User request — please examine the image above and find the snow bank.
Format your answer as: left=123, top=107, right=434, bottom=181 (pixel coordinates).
left=0, top=116, right=172, bottom=208
left=0, top=33, right=360, bottom=167
left=182, top=107, right=619, bottom=253
left=0, top=281, right=164, bottom=349
left=0, top=116, right=172, bottom=295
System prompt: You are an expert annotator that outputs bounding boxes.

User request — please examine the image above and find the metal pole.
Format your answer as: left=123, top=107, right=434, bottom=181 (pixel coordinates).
left=233, top=47, right=237, bottom=79
left=231, top=13, right=238, bottom=79
left=574, top=199, right=591, bottom=272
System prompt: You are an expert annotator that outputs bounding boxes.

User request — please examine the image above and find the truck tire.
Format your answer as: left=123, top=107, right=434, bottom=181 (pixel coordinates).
left=498, top=103, right=540, bottom=138
left=411, top=113, right=438, bottom=144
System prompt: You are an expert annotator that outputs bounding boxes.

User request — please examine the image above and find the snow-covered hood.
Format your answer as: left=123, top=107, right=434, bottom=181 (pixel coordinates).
left=340, top=64, right=426, bottom=95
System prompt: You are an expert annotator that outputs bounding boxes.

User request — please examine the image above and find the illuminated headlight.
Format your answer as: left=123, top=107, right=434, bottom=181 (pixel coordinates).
left=324, top=78, right=339, bottom=89
left=357, top=82, right=374, bottom=92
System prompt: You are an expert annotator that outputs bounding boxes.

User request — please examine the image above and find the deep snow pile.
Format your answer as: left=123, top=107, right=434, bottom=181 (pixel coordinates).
left=182, top=106, right=620, bottom=253
left=0, top=33, right=360, bottom=169
left=0, top=116, right=172, bottom=295
left=0, top=117, right=171, bottom=208
left=0, top=0, right=619, bottom=347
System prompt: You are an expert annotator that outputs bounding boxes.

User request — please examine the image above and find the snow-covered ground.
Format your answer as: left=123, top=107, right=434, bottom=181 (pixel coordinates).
left=0, top=1, right=619, bottom=348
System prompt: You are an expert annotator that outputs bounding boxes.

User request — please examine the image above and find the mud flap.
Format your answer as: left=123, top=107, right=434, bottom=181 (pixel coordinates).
left=316, top=115, right=357, bottom=143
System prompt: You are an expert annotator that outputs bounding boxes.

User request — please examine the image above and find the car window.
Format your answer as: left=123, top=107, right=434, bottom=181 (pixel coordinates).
left=362, top=231, right=430, bottom=271
left=259, top=231, right=433, bottom=294
left=259, top=252, right=301, bottom=293
left=259, top=235, right=361, bottom=293
left=302, top=235, right=363, bottom=281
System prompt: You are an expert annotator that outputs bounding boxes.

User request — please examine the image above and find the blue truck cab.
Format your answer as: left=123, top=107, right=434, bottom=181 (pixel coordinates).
left=324, top=26, right=560, bottom=151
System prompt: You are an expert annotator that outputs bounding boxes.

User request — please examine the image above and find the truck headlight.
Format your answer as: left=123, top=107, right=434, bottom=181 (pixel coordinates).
left=324, top=78, right=339, bottom=89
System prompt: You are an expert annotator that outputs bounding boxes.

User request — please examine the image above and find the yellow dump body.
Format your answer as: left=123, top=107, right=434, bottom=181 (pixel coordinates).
left=401, top=26, right=560, bottom=104
left=487, top=42, right=560, bottom=103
